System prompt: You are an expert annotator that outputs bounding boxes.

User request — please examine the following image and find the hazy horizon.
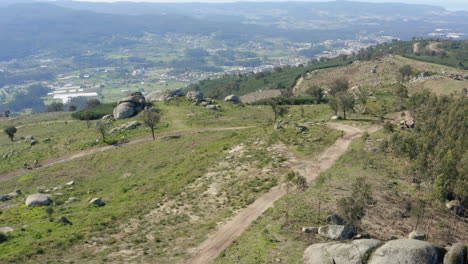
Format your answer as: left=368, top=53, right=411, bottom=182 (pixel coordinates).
left=60, top=0, right=468, bottom=12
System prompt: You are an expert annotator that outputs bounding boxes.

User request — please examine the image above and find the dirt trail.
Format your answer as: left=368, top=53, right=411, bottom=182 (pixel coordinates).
left=427, top=42, right=445, bottom=53
left=180, top=122, right=381, bottom=264
left=0, top=126, right=254, bottom=182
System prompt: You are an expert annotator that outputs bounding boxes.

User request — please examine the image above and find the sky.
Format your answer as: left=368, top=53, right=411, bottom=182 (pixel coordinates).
left=64, top=0, right=468, bottom=11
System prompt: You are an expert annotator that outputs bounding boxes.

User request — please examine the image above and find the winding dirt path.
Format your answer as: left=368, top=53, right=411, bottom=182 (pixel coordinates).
left=180, top=122, right=382, bottom=264
left=0, top=126, right=254, bottom=183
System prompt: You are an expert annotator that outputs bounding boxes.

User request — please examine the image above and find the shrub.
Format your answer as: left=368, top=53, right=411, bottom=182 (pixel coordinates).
left=71, top=103, right=115, bottom=120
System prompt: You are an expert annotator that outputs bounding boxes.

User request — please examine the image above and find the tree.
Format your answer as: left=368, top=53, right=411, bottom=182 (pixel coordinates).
left=337, top=177, right=373, bottom=230
left=95, top=121, right=107, bottom=143
left=141, top=110, right=161, bottom=140
left=68, top=105, right=77, bottom=112
left=305, top=85, right=324, bottom=104
left=85, top=99, right=101, bottom=109
left=336, top=92, right=355, bottom=119
left=328, top=96, right=339, bottom=115
left=47, top=101, right=64, bottom=112
left=4, top=126, right=17, bottom=141
left=283, top=171, right=308, bottom=223
left=329, top=78, right=349, bottom=96
left=4, top=110, right=10, bottom=117
left=268, top=99, right=288, bottom=123
left=398, top=65, right=413, bottom=81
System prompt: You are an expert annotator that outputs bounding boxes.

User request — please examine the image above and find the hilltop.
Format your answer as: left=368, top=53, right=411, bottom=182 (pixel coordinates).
left=0, top=45, right=467, bottom=263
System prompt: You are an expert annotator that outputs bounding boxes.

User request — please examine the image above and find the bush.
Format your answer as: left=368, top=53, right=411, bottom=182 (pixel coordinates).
left=383, top=122, right=395, bottom=133
left=71, top=103, right=115, bottom=120
left=0, top=232, right=7, bottom=243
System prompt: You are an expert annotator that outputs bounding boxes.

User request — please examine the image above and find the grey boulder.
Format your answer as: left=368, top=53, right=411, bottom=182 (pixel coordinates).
left=368, top=239, right=444, bottom=264
left=224, top=94, right=240, bottom=103
left=443, top=243, right=467, bottom=264
left=326, top=214, right=347, bottom=225
left=146, top=88, right=184, bottom=102
left=318, top=225, right=354, bottom=240
left=25, top=193, right=52, bottom=207
left=89, top=198, right=105, bottom=206
left=408, top=230, right=426, bottom=240
left=186, top=91, right=204, bottom=102
left=113, top=92, right=147, bottom=119
left=304, top=239, right=383, bottom=264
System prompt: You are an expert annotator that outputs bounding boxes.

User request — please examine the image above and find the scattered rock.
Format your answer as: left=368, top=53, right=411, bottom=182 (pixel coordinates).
left=186, top=91, right=204, bottom=102
left=113, top=92, right=147, bottom=119
left=408, top=230, right=427, bottom=240
left=206, top=104, right=217, bottom=110
left=110, top=121, right=142, bottom=134
left=25, top=135, right=35, bottom=141
left=420, top=72, right=431, bottom=77
left=301, top=227, right=318, bottom=234
left=25, top=194, right=52, bottom=207
left=0, top=195, right=10, bottom=202
left=371, top=68, right=377, bottom=73
left=368, top=239, right=444, bottom=264
left=101, top=114, right=114, bottom=121
left=0, top=227, right=14, bottom=233
left=89, top=198, right=105, bottom=206
left=43, top=138, right=51, bottom=142
left=30, top=140, right=38, bottom=146
left=303, top=239, right=383, bottom=264
left=7, top=190, right=21, bottom=198
left=146, top=88, right=184, bottom=102
left=65, top=181, right=75, bottom=187
left=446, top=200, right=465, bottom=216
left=326, top=214, right=347, bottom=225
left=318, top=225, right=354, bottom=240
left=296, top=125, right=308, bottom=132
left=66, top=197, right=77, bottom=204
left=224, top=94, right=240, bottom=104
left=57, top=216, right=72, bottom=225
left=331, top=116, right=342, bottom=120
left=354, top=233, right=371, bottom=239
left=443, top=243, right=467, bottom=264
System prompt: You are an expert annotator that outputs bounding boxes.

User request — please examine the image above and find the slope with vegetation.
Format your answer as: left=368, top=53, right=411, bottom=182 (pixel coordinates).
left=0, top=98, right=341, bottom=263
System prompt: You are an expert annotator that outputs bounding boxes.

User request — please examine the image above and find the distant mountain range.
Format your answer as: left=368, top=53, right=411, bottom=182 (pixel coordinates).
left=0, top=1, right=467, bottom=61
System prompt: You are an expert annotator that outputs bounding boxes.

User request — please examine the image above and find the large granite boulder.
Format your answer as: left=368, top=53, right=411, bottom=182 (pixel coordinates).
left=224, top=94, right=240, bottom=104
left=113, top=92, right=147, bottom=119
left=146, top=88, right=184, bottom=102
left=318, top=225, right=354, bottom=240
left=368, top=239, right=444, bottom=264
left=304, top=239, right=383, bottom=264
left=25, top=193, right=52, bottom=207
left=443, top=243, right=467, bottom=264
left=186, top=91, right=204, bottom=102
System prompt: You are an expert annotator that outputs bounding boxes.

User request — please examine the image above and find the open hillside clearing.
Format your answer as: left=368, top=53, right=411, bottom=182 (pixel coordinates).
left=181, top=117, right=399, bottom=264
left=293, top=55, right=468, bottom=96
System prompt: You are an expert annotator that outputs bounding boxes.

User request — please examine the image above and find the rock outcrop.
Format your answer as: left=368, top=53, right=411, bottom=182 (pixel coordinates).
left=304, top=239, right=452, bottom=264
left=146, top=88, right=184, bottom=102
left=25, top=193, right=52, bottom=207
left=443, top=243, right=467, bottom=264
left=186, top=91, right=204, bottom=102
left=318, top=225, right=354, bottom=240
left=113, top=92, right=147, bottom=120
left=304, top=239, right=382, bottom=264
left=368, top=239, right=444, bottom=264
left=224, top=94, right=240, bottom=104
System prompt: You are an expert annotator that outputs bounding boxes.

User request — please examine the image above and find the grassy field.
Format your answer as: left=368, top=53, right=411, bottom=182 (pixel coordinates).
left=214, top=129, right=468, bottom=264
left=0, top=100, right=271, bottom=174
left=0, top=101, right=341, bottom=263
